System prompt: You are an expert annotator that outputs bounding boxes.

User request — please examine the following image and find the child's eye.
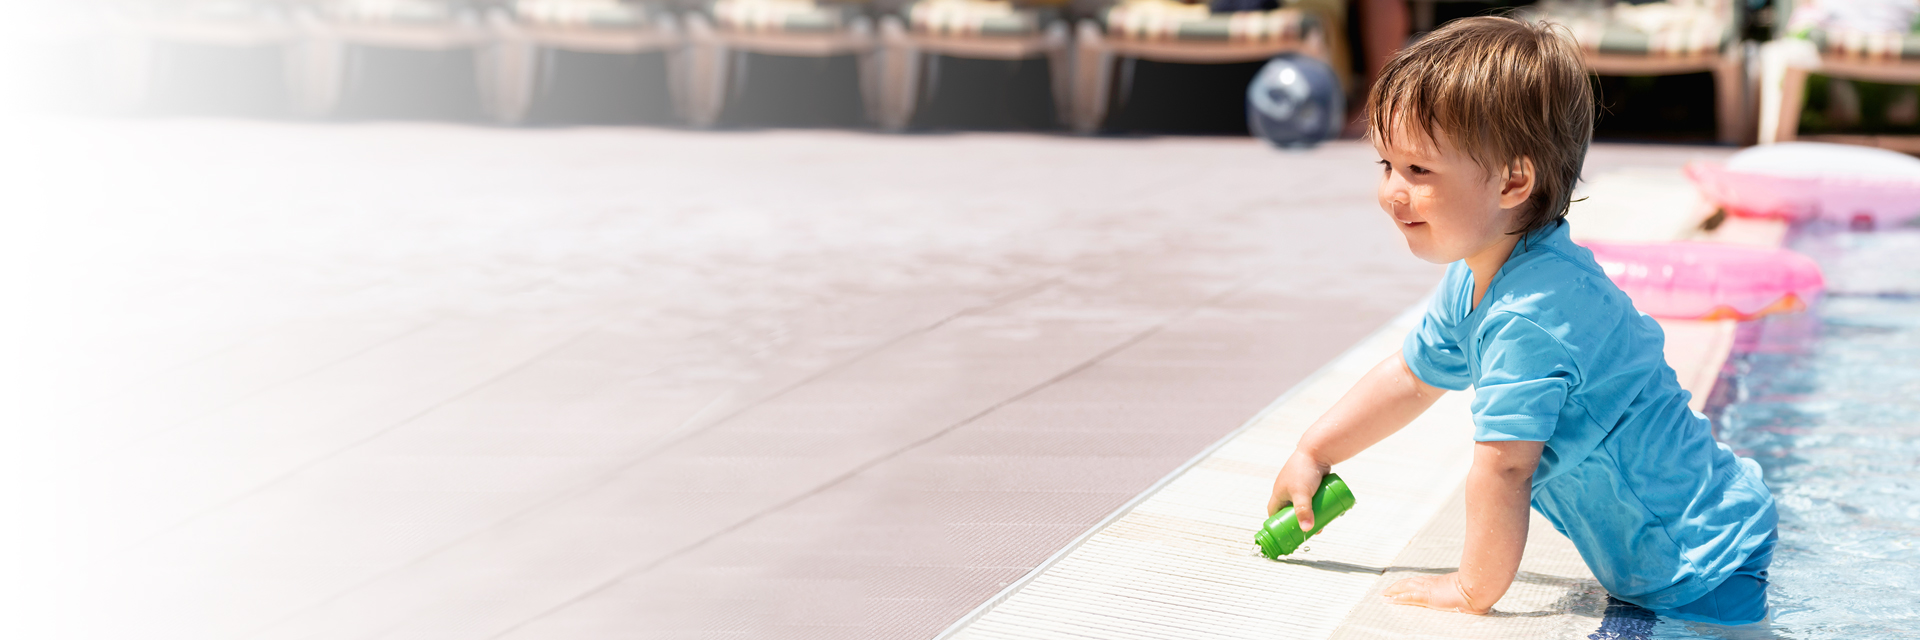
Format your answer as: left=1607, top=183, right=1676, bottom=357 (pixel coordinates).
left=1376, top=160, right=1391, bottom=172
left=1407, top=165, right=1431, bottom=175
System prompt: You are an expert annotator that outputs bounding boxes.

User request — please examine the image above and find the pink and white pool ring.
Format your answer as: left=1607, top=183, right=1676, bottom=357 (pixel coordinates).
left=1684, top=142, right=1920, bottom=228
left=1583, top=241, right=1827, bottom=321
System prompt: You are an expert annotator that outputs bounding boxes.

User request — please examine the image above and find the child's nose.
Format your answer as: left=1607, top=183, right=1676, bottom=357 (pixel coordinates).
left=1380, top=175, right=1411, bottom=208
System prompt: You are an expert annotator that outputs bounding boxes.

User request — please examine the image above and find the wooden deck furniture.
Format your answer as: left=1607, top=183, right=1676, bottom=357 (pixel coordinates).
left=873, top=0, right=1070, bottom=130
left=1069, top=0, right=1326, bottom=134
left=681, top=0, right=882, bottom=126
left=484, top=0, right=683, bottom=123
left=292, top=0, right=494, bottom=117
left=1526, top=0, right=1749, bottom=144
left=98, top=0, right=302, bottom=113
left=1758, top=7, right=1920, bottom=150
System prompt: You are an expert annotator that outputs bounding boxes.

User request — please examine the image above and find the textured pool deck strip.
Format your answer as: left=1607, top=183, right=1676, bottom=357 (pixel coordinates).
left=939, top=170, right=1786, bottom=640
left=942, top=309, right=1481, bottom=640
left=1328, top=485, right=1610, bottom=640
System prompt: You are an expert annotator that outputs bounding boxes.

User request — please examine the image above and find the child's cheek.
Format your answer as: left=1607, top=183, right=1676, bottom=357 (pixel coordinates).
left=1408, top=184, right=1437, bottom=217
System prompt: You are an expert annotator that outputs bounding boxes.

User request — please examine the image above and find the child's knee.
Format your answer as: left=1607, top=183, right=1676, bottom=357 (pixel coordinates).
left=1655, top=534, right=1776, bottom=627
left=1657, top=572, right=1769, bottom=626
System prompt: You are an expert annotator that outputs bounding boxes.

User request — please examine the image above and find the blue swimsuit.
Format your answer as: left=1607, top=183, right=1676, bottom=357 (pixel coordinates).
left=1402, top=220, right=1777, bottom=624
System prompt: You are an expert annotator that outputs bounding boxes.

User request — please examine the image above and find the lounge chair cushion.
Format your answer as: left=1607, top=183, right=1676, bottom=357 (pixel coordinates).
left=513, top=0, right=663, bottom=27
left=136, top=0, right=285, bottom=20
left=1528, top=0, right=1734, bottom=57
left=323, top=0, right=467, bottom=23
left=906, top=0, right=1057, bottom=37
left=1100, top=0, right=1316, bottom=43
left=710, top=0, right=866, bottom=32
left=1806, top=28, right=1920, bottom=60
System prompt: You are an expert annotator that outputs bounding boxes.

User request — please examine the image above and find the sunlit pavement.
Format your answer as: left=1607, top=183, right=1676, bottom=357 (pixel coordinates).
left=6, top=118, right=1725, bottom=639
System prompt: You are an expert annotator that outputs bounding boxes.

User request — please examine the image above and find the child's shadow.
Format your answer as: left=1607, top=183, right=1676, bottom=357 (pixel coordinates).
left=1268, top=558, right=1390, bottom=575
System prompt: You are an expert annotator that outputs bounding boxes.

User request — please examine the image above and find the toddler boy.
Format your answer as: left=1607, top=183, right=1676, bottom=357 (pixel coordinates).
left=1267, top=17, right=1778, bottom=625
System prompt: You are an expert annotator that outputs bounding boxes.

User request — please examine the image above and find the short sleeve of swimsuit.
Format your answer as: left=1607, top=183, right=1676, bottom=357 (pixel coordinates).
left=1469, top=312, right=1577, bottom=443
left=1402, top=267, right=1473, bottom=391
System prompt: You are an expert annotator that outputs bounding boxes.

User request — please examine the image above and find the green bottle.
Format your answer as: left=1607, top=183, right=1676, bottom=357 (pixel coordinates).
left=1255, top=473, right=1356, bottom=559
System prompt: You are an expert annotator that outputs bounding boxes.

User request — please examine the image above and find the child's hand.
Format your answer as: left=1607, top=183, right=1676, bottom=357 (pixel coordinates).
left=1267, top=450, right=1333, bottom=530
left=1382, top=572, right=1490, bottom=615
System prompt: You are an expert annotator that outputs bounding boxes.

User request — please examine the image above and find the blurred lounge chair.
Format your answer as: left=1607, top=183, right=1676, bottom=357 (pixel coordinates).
left=1758, top=0, right=1920, bottom=149
left=293, top=0, right=494, bottom=118
left=873, top=0, right=1070, bottom=130
left=486, top=0, right=683, bottom=123
left=1524, top=0, right=1749, bottom=144
left=681, top=0, right=882, bottom=126
left=1068, top=0, right=1328, bottom=134
left=100, top=0, right=301, bottom=113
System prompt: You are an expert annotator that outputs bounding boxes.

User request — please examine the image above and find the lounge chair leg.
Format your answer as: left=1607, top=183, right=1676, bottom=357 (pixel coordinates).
left=1713, top=47, right=1744, bottom=145
left=877, top=16, right=918, bottom=131
left=290, top=11, right=344, bottom=118
left=1773, top=67, right=1808, bottom=144
left=1072, top=19, right=1111, bottom=134
left=483, top=10, right=535, bottom=125
left=1045, top=20, right=1070, bottom=128
left=662, top=16, right=690, bottom=123
left=682, top=13, right=726, bottom=128
left=850, top=16, right=884, bottom=127
left=1758, top=39, right=1818, bottom=145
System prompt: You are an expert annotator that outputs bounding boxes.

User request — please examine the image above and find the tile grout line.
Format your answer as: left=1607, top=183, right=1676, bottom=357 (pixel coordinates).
left=484, top=268, right=1292, bottom=640
left=928, top=301, right=1430, bottom=640
left=241, top=277, right=1060, bottom=640
left=128, top=303, right=773, bottom=558
left=119, top=318, right=444, bottom=446
left=627, top=277, right=1065, bottom=465
left=124, top=316, right=612, bottom=556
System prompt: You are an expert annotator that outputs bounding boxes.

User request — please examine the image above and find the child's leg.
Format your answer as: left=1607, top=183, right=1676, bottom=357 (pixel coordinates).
left=1653, top=531, right=1778, bottom=626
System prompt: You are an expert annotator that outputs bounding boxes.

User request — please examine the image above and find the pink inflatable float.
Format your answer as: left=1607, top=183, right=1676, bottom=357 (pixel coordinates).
left=1583, top=241, right=1826, bottom=321
left=1685, top=142, right=1920, bottom=228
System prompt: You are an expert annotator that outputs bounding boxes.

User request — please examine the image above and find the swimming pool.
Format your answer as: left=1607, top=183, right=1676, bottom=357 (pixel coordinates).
left=1652, top=222, right=1920, bottom=639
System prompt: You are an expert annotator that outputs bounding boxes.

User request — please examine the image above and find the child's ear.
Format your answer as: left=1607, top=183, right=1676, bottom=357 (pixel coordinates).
left=1498, top=157, right=1536, bottom=211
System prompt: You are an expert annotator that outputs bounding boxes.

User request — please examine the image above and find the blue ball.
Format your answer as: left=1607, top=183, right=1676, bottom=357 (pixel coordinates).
left=1246, top=53, right=1344, bottom=150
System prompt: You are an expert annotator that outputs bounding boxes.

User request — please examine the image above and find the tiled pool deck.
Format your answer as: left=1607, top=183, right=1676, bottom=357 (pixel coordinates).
left=16, top=119, right=1745, bottom=639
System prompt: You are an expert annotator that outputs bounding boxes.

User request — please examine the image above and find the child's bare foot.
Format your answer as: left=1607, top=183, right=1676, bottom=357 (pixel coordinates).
left=1382, top=573, right=1490, bottom=615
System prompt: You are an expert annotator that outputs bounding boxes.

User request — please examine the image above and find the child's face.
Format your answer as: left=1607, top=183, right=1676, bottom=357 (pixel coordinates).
left=1372, top=126, right=1526, bottom=266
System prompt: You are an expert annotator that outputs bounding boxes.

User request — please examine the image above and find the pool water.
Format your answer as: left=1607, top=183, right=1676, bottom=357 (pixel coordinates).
left=1646, top=223, right=1920, bottom=639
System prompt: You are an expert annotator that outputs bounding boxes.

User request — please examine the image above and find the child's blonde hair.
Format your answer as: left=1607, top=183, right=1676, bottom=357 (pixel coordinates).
left=1367, top=16, right=1595, bottom=236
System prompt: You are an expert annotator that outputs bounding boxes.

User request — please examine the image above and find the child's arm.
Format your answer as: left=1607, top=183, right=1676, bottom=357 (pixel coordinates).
left=1382, top=439, right=1544, bottom=614
left=1268, top=349, right=1446, bottom=530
